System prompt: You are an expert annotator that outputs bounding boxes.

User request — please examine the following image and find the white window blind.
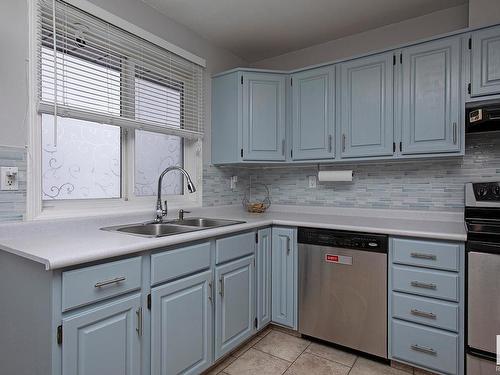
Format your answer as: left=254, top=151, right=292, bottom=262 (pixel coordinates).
left=36, top=0, right=205, bottom=139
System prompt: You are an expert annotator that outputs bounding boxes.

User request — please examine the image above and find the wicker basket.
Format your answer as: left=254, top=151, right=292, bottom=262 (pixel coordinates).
left=242, top=183, right=271, bottom=213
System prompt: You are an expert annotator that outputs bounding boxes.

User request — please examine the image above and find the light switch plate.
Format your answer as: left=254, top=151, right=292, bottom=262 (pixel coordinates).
left=308, top=175, right=317, bottom=189
left=1, top=167, right=19, bottom=191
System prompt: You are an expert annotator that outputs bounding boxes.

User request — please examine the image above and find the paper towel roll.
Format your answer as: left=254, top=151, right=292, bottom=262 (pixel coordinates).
left=318, top=170, right=353, bottom=182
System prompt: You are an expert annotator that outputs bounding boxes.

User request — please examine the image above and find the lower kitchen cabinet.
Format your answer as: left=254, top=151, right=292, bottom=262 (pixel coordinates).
left=150, top=270, right=213, bottom=375
left=271, top=227, right=297, bottom=329
left=215, top=255, right=256, bottom=359
left=62, top=294, right=142, bottom=375
left=257, top=228, right=272, bottom=328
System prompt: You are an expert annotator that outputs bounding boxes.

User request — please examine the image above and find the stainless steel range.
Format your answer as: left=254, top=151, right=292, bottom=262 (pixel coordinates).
left=465, top=182, right=500, bottom=374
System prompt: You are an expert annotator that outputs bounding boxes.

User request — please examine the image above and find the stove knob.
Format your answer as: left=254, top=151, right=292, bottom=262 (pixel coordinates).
left=479, top=187, right=488, bottom=197
left=494, top=185, right=500, bottom=196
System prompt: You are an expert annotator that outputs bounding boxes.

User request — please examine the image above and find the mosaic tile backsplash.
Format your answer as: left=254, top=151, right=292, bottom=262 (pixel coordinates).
left=203, top=132, right=500, bottom=212
left=0, top=146, right=27, bottom=222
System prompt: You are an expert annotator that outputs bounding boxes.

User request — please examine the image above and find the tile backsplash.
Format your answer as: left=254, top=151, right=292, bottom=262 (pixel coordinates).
left=203, top=132, right=500, bottom=212
left=0, top=146, right=26, bottom=222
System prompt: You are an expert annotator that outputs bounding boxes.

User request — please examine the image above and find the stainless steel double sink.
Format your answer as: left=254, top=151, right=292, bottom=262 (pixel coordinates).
left=101, top=217, right=245, bottom=238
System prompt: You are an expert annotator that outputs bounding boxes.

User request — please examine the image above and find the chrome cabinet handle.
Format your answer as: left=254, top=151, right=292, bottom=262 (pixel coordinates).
left=410, top=252, right=437, bottom=261
left=410, top=281, right=437, bottom=290
left=342, top=134, right=346, bottom=152
left=94, top=276, right=126, bottom=288
left=328, top=135, right=332, bottom=153
left=453, top=122, right=457, bottom=145
left=411, top=344, right=437, bottom=356
left=136, top=307, right=143, bottom=337
left=219, top=277, right=224, bottom=297
left=208, top=281, right=213, bottom=303
left=411, top=308, right=437, bottom=319
left=286, top=236, right=291, bottom=255
left=282, top=139, right=285, bottom=156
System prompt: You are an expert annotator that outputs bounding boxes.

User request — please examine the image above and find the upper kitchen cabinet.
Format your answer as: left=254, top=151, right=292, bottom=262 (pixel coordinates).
left=211, top=70, right=286, bottom=164
left=291, top=66, right=335, bottom=160
left=470, top=25, right=500, bottom=97
left=339, top=53, right=394, bottom=158
left=400, top=37, right=462, bottom=155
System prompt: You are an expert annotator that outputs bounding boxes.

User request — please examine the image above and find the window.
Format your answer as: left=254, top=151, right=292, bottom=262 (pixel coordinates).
left=31, top=0, right=204, bottom=217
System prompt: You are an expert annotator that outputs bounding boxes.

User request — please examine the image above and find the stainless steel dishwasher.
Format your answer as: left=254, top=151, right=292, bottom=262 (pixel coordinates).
left=298, top=227, right=388, bottom=358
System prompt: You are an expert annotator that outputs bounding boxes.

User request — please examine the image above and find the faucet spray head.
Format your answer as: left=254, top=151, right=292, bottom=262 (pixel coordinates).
left=187, top=180, right=196, bottom=193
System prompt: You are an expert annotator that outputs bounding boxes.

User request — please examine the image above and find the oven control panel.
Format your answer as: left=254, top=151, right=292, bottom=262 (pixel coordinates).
left=473, top=182, right=500, bottom=201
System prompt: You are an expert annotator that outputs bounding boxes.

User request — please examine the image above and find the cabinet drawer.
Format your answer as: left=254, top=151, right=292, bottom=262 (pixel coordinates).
left=392, top=265, right=459, bottom=301
left=151, top=242, right=210, bottom=285
left=216, top=232, right=256, bottom=264
left=392, top=319, right=458, bottom=375
left=392, top=238, right=460, bottom=271
left=392, top=292, right=459, bottom=332
left=62, top=257, right=142, bottom=311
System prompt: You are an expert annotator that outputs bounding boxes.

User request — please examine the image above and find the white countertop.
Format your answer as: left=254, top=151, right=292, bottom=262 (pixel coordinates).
left=0, top=205, right=466, bottom=270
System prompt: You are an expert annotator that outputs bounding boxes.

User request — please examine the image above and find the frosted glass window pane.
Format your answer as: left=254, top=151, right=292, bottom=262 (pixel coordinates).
left=42, top=114, right=121, bottom=200
left=134, top=131, right=183, bottom=197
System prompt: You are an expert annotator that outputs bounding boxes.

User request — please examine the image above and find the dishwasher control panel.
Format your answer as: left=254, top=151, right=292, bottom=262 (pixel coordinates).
left=298, top=227, right=388, bottom=253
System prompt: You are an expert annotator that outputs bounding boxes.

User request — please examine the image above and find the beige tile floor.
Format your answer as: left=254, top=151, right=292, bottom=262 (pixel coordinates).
left=203, top=326, right=437, bottom=375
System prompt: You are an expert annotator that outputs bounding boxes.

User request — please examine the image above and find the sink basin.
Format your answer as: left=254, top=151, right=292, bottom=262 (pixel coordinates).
left=102, top=222, right=199, bottom=238
left=101, top=217, right=245, bottom=238
left=171, top=217, right=245, bottom=228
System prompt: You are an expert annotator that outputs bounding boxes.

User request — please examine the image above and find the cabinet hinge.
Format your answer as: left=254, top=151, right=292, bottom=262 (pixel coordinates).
left=240, top=148, right=243, bottom=158
left=399, top=142, right=402, bottom=152
left=400, top=53, right=402, bottom=64
left=254, top=318, right=258, bottom=329
left=393, top=142, right=396, bottom=153
left=147, top=293, right=151, bottom=310
left=290, top=78, right=293, bottom=86
left=393, top=55, right=396, bottom=65
left=57, top=325, right=63, bottom=345
left=290, top=149, right=293, bottom=158
left=468, top=83, right=471, bottom=95
left=241, top=76, right=243, bottom=85
left=468, top=37, right=472, bottom=50
left=255, top=232, right=258, bottom=243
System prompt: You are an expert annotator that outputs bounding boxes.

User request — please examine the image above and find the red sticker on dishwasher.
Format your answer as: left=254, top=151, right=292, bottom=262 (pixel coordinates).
left=325, top=254, right=353, bottom=265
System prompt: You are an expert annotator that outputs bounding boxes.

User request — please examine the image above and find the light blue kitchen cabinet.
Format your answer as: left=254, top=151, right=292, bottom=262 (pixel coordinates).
left=291, top=66, right=335, bottom=160
left=215, top=255, right=255, bottom=359
left=62, top=294, right=142, bottom=375
left=471, top=25, right=500, bottom=97
left=271, top=227, right=297, bottom=329
left=256, top=228, right=272, bottom=329
left=150, top=270, right=213, bottom=375
left=243, top=72, right=286, bottom=161
left=211, top=71, right=286, bottom=164
left=400, top=37, right=462, bottom=155
left=339, top=52, right=394, bottom=158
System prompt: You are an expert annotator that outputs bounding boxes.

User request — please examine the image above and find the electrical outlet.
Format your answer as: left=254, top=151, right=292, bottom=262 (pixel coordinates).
left=1, top=167, right=19, bottom=191
left=230, top=176, right=238, bottom=190
left=308, top=175, right=317, bottom=189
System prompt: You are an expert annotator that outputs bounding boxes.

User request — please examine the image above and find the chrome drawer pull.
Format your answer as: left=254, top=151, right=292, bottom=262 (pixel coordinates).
left=411, top=309, right=437, bottom=319
left=94, top=276, right=126, bottom=288
left=411, top=344, right=437, bottom=356
left=410, top=281, right=437, bottom=290
left=410, top=252, right=437, bottom=261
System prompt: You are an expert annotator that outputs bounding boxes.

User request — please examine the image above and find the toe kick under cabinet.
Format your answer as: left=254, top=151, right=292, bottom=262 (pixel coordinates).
left=389, top=237, right=465, bottom=375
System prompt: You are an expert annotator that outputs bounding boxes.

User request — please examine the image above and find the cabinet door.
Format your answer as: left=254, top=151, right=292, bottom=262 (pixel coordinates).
left=257, top=228, right=272, bottom=329
left=215, top=256, right=255, bottom=359
left=292, top=66, right=335, bottom=160
left=62, top=294, right=141, bottom=375
left=151, top=270, right=212, bottom=375
left=471, top=26, right=500, bottom=97
left=401, top=37, right=461, bottom=154
left=272, top=227, right=296, bottom=328
left=340, top=53, right=394, bottom=158
left=242, top=72, right=286, bottom=161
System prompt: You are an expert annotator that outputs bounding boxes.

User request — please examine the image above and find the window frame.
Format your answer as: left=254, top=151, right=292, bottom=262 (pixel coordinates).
left=27, top=0, right=204, bottom=220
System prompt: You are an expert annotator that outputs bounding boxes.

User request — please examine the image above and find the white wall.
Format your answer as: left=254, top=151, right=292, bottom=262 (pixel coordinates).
left=0, top=0, right=247, bottom=160
left=469, top=0, right=500, bottom=27
left=251, top=4, right=469, bottom=70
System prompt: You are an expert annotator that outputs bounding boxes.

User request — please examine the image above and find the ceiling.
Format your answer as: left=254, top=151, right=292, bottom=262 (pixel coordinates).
left=142, top=0, right=467, bottom=62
